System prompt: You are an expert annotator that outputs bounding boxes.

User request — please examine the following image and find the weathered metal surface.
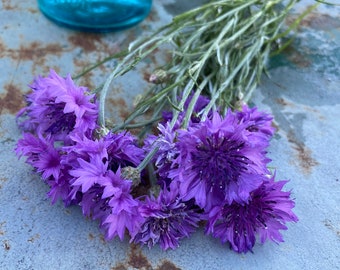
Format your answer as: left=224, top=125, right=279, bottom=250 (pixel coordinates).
left=0, top=0, right=339, bottom=269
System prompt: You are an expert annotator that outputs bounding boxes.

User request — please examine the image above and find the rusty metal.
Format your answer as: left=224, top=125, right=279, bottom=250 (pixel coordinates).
left=0, top=0, right=339, bottom=269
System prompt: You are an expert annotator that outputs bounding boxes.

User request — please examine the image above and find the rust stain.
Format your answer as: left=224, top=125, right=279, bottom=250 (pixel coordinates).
left=143, top=71, right=152, bottom=82
left=88, top=233, right=95, bottom=240
left=108, top=97, right=130, bottom=120
left=68, top=32, right=121, bottom=56
left=155, top=260, right=182, bottom=270
left=287, top=130, right=319, bottom=174
left=4, top=42, right=66, bottom=72
left=2, top=0, right=16, bottom=10
left=111, top=264, right=128, bottom=270
left=27, top=8, right=39, bottom=14
left=12, top=42, right=64, bottom=61
left=0, top=177, right=8, bottom=182
left=0, top=177, right=8, bottom=190
left=283, top=46, right=311, bottom=68
left=0, top=83, right=25, bottom=115
left=276, top=97, right=295, bottom=107
left=145, top=9, right=160, bottom=23
left=68, top=33, right=103, bottom=53
left=300, top=12, right=340, bottom=31
left=111, top=244, right=181, bottom=270
left=0, top=39, right=6, bottom=54
left=128, top=243, right=152, bottom=270
left=287, top=9, right=340, bottom=31
left=323, top=219, right=340, bottom=238
left=27, top=234, right=40, bottom=243
left=3, top=240, right=10, bottom=251
left=99, top=234, right=107, bottom=244
left=0, top=221, right=6, bottom=236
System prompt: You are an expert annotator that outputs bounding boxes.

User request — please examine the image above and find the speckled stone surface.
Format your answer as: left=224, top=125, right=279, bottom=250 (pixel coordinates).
left=0, top=1, right=339, bottom=269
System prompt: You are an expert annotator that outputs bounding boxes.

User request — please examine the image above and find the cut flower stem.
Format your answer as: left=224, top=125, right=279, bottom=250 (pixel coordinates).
left=91, top=0, right=315, bottom=134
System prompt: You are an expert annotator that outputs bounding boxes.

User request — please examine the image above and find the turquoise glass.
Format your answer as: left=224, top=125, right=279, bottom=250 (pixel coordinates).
left=37, top=0, right=153, bottom=32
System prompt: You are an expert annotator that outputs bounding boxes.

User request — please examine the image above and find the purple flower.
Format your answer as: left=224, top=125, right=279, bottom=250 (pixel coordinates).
left=59, top=133, right=144, bottom=240
left=17, top=70, right=98, bottom=142
left=63, top=131, right=144, bottom=195
left=132, top=183, right=201, bottom=250
left=104, top=132, right=145, bottom=171
left=69, top=155, right=109, bottom=193
left=144, top=122, right=179, bottom=187
left=15, top=131, right=77, bottom=206
left=205, top=175, right=298, bottom=253
left=101, top=169, right=143, bottom=240
left=47, top=174, right=75, bottom=205
left=162, top=93, right=211, bottom=128
left=169, top=110, right=271, bottom=210
left=15, top=132, right=62, bottom=181
left=236, top=104, right=275, bottom=140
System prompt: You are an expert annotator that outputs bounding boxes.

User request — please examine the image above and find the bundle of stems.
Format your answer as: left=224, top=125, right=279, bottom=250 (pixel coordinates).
left=78, top=0, right=318, bottom=135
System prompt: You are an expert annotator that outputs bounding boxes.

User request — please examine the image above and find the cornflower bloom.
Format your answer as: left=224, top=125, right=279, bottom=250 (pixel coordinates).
left=143, top=122, right=179, bottom=187
left=17, top=69, right=98, bottom=142
left=169, top=110, right=272, bottom=210
left=101, top=169, right=143, bottom=240
left=206, top=175, right=298, bottom=253
left=132, top=183, right=202, bottom=250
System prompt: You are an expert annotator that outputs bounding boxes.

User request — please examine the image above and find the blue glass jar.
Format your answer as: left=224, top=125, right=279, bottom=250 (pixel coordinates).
left=37, top=0, right=153, bottom=32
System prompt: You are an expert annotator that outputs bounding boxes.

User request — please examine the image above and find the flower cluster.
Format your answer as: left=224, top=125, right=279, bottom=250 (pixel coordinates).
left=16, top=70, right=298, bottom=253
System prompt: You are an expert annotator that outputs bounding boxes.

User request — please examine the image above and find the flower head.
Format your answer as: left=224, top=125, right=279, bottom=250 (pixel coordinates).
left=236, top=104, right=275, bottom=146
left=162, top=93, right=211, bottom=129
left=132, top=183, right=201, bottom=250
left=144, top=122, right=179, bottom=187
left=170, top=110, right=271, bottom=210
left=17, top=70, right=98, bottom=142
left=62, top=131, right=144, bottom=196
left=206, top=175, right=298, bottom=253
left=15, top=131, right=62, bottom=180
left=100, top=169, right=143, bottom=240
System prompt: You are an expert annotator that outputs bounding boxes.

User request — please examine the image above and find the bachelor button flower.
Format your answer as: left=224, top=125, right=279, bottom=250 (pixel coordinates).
left=104, top=131, right=145, bottom=171
left=144, top=122, right=179, bottom=187
left=63, top=131, right=144, bottom=196
left=69, top=155, right=110, bottom=193
left=236, top=104, right=275, bottom=142
left=132, top=183, right=201, bottom=250
left=17, top=70, right=98, bottom=142
left=15, top=131, right=62, bottom=181
left=169, top=110, right=271, bottom=210
left=101, top=169, right=143, bottom=240
left=162, top=93, right=211, bottom=128
left=15, top=131, right=77, bottom=206
left=205, top=175, right=298, bottom=253
left=47, top=173, right=75, bottom=206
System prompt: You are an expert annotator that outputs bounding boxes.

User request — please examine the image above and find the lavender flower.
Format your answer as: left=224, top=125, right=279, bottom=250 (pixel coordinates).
left=101, top=169, right=143, bottom=240
left=162, top=93, right=211, bottom=128
left=132, top=183, right=201, bottom=250
left=236, top=104, right=275, bottom=145
left=104, top=132, right=145, bottom=171
left=169, top=110, right=271, bottom=210
left=15, top=132, right=62, bottom=181
left=144, top=122, right=179, bottom=187
left=206, top=175, right=298, bottom=253
left=59, top=132, right=145, bottom=239
left=15, top=131, right=77, bottom=206
left=17, top=70, right=98, bottom=142
left=63, top=131, right=144, bottom=195
left=69, top=155, right=109, bottom=193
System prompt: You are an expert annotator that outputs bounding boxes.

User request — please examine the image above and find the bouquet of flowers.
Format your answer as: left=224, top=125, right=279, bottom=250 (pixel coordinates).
left=14, top=0, right=318, bottom=253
